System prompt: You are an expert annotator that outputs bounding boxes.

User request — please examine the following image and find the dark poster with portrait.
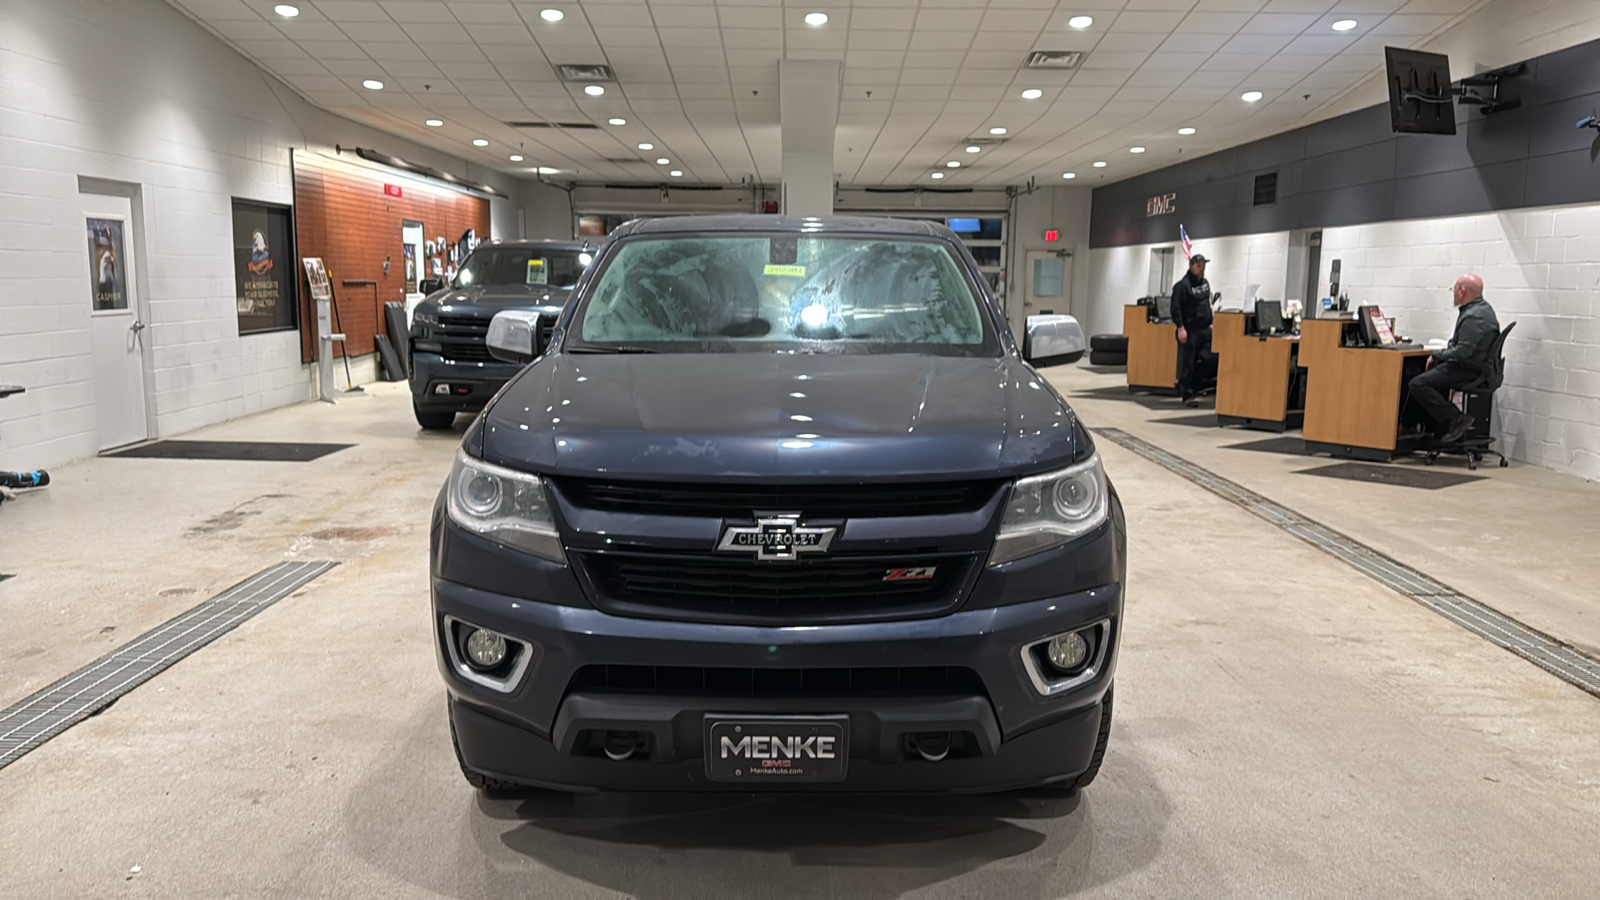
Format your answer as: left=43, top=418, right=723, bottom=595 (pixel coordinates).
left=86, top=218, right=128, bottom=311
left=232, top=200, right=296, bottom=334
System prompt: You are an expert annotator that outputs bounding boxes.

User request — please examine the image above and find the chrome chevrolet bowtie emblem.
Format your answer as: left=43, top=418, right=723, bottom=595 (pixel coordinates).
left=716, top=515, right=837, bottom=562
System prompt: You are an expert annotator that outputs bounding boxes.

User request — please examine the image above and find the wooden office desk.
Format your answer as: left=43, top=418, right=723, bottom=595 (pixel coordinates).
left=1124, top=305, right=1177, bottom=394
left=1213, top=312, right=1302, bottom=432
left=1299, top=319, right=1433, bottom=459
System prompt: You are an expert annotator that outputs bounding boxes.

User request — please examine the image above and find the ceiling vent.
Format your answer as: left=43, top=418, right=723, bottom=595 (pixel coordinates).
left=557, top=64, right=615, bottom=83
left=1025, top=51, right=1084, bottom=70
left=604, top=158, right=651, bottom=164
left=504, top=121, right=601, bottom=130
left=964, top=137, right=1007, bottom=146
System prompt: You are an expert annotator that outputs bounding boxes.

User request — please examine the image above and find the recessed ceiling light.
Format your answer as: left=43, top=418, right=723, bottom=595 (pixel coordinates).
left=1178, top=126, right=1196, bottom=135
left=1130, top=146, right=1146, bottom=153
left=656, top=157, right=669, bottom=164
left=804, top=12, right=828, bottom=26
left=1021, top=88, right=1043, bottom=100
left=1092, top=160, right=1107, bottom=168
left=584, top=84, right=605, bottom=96
left=273, top=4, right=299, bottom=17
left=509, top=154, right=524, bottom=162
left=540, top=8, right=564, bottom=22
left=965, top=145, right=981, bottom=153
left=1062, top=172, right=1076, bottom=179
left=1068, top=15, right=1093, bottom=28
left=425, top=119, right=444, bottom=127
left=638, top=142, right=654, bottom=150
left=670, top=170, right=683, bottom=177
left=472, top=139, right=489, bottom=147
left=1241, top=90, right=1264, bottom=102
left=931, top=172, right=945, bottom=179
left=608, top=117, right=626, bottom=125
left=1331, top=19, right=1357, bottom=31
left=362, top=79, right=384, bottom=90
left=537, top=167, right=560, bottom=175
left=947, top=161, right=961, bottom=168
left=989, top=126, right=1007, bottom=135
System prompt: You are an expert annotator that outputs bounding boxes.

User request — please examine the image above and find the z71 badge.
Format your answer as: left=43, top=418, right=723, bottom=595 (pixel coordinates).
left=884, top=567, right=937, bottom=582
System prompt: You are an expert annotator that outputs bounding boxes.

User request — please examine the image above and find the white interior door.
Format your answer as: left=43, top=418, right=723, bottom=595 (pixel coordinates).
left=402, top=220, right=425, bottom=320
left=1024, top=250, right=1072, bottom=315
left=81, top=192, right=149, bottom=450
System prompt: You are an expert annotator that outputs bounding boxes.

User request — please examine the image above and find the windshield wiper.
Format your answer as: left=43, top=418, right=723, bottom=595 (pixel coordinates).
left=568, top=345, right=660, bottom=354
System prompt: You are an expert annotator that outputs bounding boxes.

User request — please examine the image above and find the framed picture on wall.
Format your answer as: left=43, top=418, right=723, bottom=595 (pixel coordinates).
left=231, top=199, right=297, bottom=334
left=85, top=217, right=129, bottom=311
left=302, top=256, right=332, bottom=302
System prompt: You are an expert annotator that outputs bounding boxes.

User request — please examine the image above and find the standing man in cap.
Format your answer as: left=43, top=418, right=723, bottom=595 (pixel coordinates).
left=1171, top=253, right=1214, bottom=407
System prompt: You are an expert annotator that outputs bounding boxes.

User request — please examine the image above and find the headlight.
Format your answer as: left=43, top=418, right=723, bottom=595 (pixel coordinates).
left=989, top=453, right=1109, bottom=566
left=445, top=450, right=565, bottom=563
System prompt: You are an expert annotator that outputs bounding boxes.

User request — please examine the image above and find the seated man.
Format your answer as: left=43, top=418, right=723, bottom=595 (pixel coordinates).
left=1408, top=273, right=1500, bottom=444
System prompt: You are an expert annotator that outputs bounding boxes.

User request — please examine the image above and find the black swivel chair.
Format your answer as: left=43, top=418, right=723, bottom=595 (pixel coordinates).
left=1424, top=321, right=1515, bottom=470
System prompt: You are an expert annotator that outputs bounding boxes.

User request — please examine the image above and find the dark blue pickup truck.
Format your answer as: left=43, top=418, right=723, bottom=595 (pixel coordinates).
left=432, top=216, right=1125, bottom=794
left=408, top=240, right=590, bottom=429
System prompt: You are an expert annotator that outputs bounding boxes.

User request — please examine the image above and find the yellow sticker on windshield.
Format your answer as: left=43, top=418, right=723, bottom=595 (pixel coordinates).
left=763, top=264, right=806, bottom=277
left=526, top=258, right=547, bottom=285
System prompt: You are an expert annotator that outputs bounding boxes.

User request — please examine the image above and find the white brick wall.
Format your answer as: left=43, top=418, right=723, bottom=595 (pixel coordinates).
left=1085, top=231, right=1291, bottom=338
left=1319, top=204, right=1600, bottom=480
left=0, top=0, right=523, bottom=471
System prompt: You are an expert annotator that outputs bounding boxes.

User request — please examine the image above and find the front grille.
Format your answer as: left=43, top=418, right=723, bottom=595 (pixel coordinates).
left=577, top=551, right=976, bottom=625
left=439, top=341, right=495, bottom=363
left=567, top=664, right=986, bottom=697
left=437, top=314, right=489, bottom=335
left=555, top=478, right=1002, bottom=519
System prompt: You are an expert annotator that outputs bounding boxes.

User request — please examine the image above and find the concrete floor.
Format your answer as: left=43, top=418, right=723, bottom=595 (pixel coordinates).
left=1, top=376, right=1598, bottom=899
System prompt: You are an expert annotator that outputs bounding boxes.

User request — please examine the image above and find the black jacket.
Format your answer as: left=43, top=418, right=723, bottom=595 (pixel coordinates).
left=1433, top=297, right=1500, bottom=372
left=1170, top=272, right=1213, bottom=331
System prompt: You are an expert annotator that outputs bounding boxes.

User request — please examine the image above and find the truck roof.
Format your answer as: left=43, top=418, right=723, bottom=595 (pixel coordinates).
left=610, top=215, right=953, bottom=240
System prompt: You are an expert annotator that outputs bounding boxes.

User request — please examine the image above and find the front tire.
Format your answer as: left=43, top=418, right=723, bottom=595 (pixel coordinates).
left=1066, top=683, right=1114, bottom=792
left=414, top=402, right=456, bottom=430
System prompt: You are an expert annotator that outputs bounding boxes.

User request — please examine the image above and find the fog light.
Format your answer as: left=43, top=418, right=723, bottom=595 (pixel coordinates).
left=463, top=627, right=508, bottom=669
left=434, top=383, right=451, bottom=395
left=1046, top=631, right=1089, bottom=672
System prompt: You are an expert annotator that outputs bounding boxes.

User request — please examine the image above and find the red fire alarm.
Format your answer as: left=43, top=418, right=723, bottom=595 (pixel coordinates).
left=384, top=184, right=403, bottom=198
left=1044, top=229, right=1059, bottom=243
left=763, top=201, right=779, bottom=214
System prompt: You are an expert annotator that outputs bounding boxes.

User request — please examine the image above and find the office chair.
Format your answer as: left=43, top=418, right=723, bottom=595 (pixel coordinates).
left=1424, top=321, right=1515, bottom=470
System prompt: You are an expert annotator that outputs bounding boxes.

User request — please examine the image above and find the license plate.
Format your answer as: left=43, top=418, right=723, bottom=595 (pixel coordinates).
left=704, top=715, right=848, bottom=783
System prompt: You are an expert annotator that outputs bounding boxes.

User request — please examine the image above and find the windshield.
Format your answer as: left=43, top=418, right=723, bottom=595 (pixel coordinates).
left=455, top=248, right=588, bottom=290
left=568, top=235, right=997, bottom=355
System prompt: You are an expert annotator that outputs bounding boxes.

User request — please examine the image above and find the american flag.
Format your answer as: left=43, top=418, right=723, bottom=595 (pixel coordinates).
left=1180, top=224, right=1193, bottom=260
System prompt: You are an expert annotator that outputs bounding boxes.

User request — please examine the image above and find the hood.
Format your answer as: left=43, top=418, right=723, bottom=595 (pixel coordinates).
left=477, top=353, right=1080, bottom=481
left=416, top=284, right=572, bottom=318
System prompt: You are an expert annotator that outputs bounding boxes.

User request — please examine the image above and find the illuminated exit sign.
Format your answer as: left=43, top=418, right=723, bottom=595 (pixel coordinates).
left=1044, top=229, right=1059, bottom=242
left=384, top=184, right=403, bottom=198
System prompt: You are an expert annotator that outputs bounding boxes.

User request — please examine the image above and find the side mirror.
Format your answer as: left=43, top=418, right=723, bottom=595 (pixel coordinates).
left=486, top=310, right=544, bottom=364
left=418, top=278, right=445, bottom=295
left=1023, top=314, right=1086, bottom=366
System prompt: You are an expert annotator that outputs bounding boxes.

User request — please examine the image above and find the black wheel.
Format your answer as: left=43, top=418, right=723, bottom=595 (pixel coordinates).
left=414, top=402, right=456, bottom=430
left=1499, top=457, right=1509, bottom=468
left=1424, top=453, right=1436, bottom=466
left=449, top=702, right=532, bottom=793
left=1089, top=350, right=1128, bottom=367
left=1065, top=684, right=1114, bottom=792
left=1467, top=453, right=1479, bottom=470
left=1089, top=334, right=1128, bottom=352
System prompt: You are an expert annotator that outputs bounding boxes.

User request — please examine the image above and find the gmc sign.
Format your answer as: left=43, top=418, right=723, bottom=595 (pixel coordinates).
left=1146, top=193, right=1177, bottom=217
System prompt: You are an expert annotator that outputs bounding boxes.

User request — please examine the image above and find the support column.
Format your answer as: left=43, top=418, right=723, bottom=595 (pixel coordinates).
left=778, top=59, right=840, bottom=216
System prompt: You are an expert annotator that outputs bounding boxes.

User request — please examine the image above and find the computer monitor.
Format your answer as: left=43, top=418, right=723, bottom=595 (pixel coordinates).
left=1359, top=305, right=1395, bottom=346
left=1155, top=293, right=1173, bottom=321
left=1256, top=300, right=1285, bottom=335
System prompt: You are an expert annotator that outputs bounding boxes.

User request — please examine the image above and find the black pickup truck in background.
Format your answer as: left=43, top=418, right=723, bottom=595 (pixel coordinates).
left=407, top=240, right=591, bottom=429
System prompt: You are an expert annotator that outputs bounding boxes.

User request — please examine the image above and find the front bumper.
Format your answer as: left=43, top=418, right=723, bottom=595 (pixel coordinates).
left=434, top=574, right=1121, bottom=792
left=409, top=351, right=523, bottom=412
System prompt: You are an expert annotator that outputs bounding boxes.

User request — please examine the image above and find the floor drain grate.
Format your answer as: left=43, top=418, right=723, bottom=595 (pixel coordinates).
left=0, top=560, right=338, bottom=770
left=1096, top=427, right=1600, bottom=700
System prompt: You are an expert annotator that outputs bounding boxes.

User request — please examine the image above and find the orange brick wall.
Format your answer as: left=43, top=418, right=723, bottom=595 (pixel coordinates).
left=293, top=154, right=490, bottom=362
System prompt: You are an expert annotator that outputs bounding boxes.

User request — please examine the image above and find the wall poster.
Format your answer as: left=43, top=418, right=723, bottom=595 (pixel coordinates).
left=85, top=217, right=128, bottom=311
left=231, top=200, right=296, bottom=333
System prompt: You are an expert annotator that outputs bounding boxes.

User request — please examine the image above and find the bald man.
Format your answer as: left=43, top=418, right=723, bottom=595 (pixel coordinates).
left=1408, top=274, right=1500, bottom=444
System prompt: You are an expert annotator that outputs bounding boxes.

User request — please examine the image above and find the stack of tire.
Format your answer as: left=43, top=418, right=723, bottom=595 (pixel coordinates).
left=1089, top=334, right=1128, bottom=367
